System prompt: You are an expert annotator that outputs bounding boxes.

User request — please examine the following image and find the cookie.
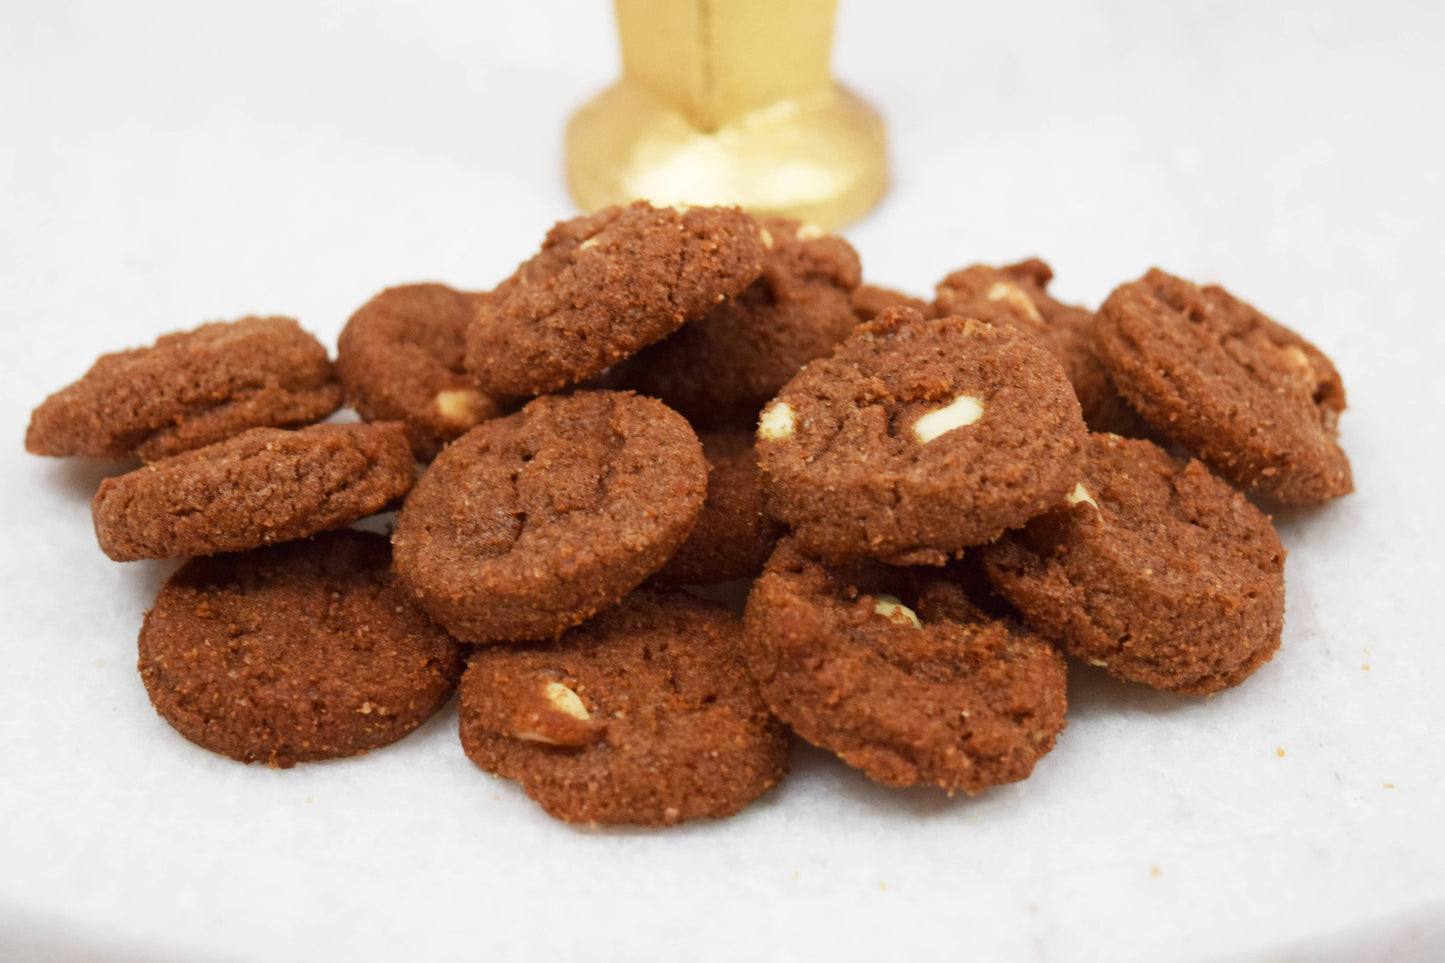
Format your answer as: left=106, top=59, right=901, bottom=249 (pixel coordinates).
left=757, top=306, right=1089, bottom=565
left=934, top=259, right=1147, bottom=437
left=392, top=391, right=706, bottom=643
left=614, top=218, right=862, bottom=428
left=466, top=202, right=767, bottom=396
left=336, top=284, right=506, bottom=461
left=26, top=317, right=342, bottom=462
left=93, top=422, right=415, bottom=561
left=852, top=284, right=936, bottom=324
left=650, top=431, right=783, bottom=587
left=1095, top=269, right=1351, bottom=503
left=979, top=433, right=1286, bottom=695
left=741, top=540, right=1068, bottom=793
left=139, top=530, right=465, bottom=768
left=458, top=590, right=788, bottom=825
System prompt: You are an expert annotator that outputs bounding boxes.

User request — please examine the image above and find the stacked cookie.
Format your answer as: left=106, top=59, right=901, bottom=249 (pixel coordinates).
left=25, top=201, right=1352, bottom=826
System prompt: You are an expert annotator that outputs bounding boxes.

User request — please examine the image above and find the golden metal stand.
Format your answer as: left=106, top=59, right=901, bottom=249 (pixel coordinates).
left=566, top=0, right=888, bottom=230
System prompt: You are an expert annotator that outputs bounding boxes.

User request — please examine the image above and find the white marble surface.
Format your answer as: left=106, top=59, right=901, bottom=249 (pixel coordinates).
left=2, top=1, right=1443, bottom=960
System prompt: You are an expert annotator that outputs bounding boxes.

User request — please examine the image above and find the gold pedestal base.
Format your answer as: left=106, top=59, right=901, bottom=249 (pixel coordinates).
left=565, top=80, right=888, bottom=231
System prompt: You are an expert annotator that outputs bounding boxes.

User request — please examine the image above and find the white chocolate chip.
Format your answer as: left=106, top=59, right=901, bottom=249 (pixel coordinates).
left=758, top=401, right=796, bottom=441
left=578, top=237, right=600, bottom=251
left=986, top=281, right=1044, bottom=324
left=872, top=594, right=921, bottom=629
left=1282, top=345, right=1314, bottom=376
left=795, top=223, right=826, bottom=241
left=1087, top=658, right=1109, bottom=668
left=759, top=227, right=774, bottom=250
left=434, top=388, right=486, bottom=427
left=1065, top=482, right=1099, bottom=510
left=912, top=395, right=984, bottom=444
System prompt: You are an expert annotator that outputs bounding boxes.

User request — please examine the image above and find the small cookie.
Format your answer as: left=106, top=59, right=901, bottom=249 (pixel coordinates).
left=650, top=431, right=783, bottom=587
left=852, top=284, right=936, bottom=324
left=741, top=540, right=1068, bottom=793
left=757, top=307, right=1089, bottom=565
left=93, top=422, right=414, bottom=561
left=615, top=217, right=862, bottom=428
left=466, top=202, right=767, bottom=396
left=26, top=317, right=342, bottom=462
left=979, top=433, right=1286, bottom=695
left=139, top=531, right=465, bottom=768
left=1095, top=268, right=1351, bottom=503
left=934, top=259, right=1147, bottom=437
left=336, top=284, right=506, bottom=460
left=459, top=590, right=788, bottom=826
left=392, top=391, right=706, bottom=643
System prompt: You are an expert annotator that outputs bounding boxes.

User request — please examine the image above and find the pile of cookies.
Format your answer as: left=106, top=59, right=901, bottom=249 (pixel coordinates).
left=25, top=201, right=1352, bottom=826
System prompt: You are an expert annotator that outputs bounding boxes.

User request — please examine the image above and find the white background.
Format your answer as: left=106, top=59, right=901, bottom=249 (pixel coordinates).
left=2, top=1, right=1443, bottom=960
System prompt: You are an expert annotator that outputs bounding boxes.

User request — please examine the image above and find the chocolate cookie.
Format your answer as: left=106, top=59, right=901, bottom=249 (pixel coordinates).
left=139, top=531, right=465, bottom=768
left=757, top=306, right=1089, bottom=565
left=26, top=317, right=342, bottom=462
left=614, top=218, right=862, bottom=428
left=93, top=422, right=414, bottom=561
left=336, top=284, right=506, bottom=460
left=1095, top=268, right=1351, bottom=503
left=466, top=202, right=767, bottom=396
left=852, top=284, right=936, bottom=324
left=742, top=540, right=1068, bottom=793
left=392, top=391, right=706, bottom=643
left=979, top=433, right=1286, bottom=695
left=935, top=259, right=1147, bottom=437
left=650, top=431, right=782, bottom=587
left=459, top=590, right=788, bottom=825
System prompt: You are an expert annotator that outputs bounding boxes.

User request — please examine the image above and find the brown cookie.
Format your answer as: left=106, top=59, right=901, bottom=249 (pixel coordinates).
left=466, top=202, right=767, bottom=396
left=139, top=530, right=465, bottom=768
left=614, top=218, right=862, bottom=428
left=934, top=259, right=1148, bottom=437
left=391, top=391, right=706, bottom=643
left=852, top=284, right=936, bottom=324
left=979, top=433, right=1286, bottom=695
left=336, top=284, right=507, bottom=461
left=757, top=307, right=1089, bottom=565
left=1095, top=268, right=1351, bottom=503
left=458, top=590, right=788, bottom=826
left=650, top=431, right=783, bottom=587
left=93, top=422, right=415, bottom=561
left=742, top=539, right=1068, bottom=793
left=26, top=317, right=342, bottom=462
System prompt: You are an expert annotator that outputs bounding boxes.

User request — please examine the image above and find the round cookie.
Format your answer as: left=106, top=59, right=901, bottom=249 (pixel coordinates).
left=26, top=317, right=342, bottom=462
left=852, top=284, right=936, bottom=324
left=337, top=283, right=506, bottom=461
left=1095, top=268, right=1351, bottom=503
left=757, top=306, right=1089, bottom=565
left=615, top=217, right=862, bottom=428
left=93, top=422, right=415, bottom=561
left=466, top=201, right=767, bottom=396
left=391, top=391, right=706, bottom=643
left=459, top=590, right=789, bottom=826
left=934, top=258, right=1148, bottom=437
left=139, top=530, right=466, bottom=768
left=650, top=431, right=783, bottom=587
left=978, top=433, right=1287, bottom=695
left=741, top=539, right=1068, bottom=793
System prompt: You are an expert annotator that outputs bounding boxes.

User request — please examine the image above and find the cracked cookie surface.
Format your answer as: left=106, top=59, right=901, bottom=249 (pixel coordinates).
left=392, top=391, right=706, bottom=643
left=26, top=316, right=342, bottom=462
left=741, top=540, right=1067, bottom=793
left=1095, top=268, right=1351, bottom=503
left=757, top=306, right=1088, bottom=565
left=466, top=201, right=766, bottom=396
left=459, top=590, right=788, bottom=826
left=92, top=422, right=414, bottom=561
left=139, top=530, right=465, bottom=768
left=979, top=433, right=1286, bottom=695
